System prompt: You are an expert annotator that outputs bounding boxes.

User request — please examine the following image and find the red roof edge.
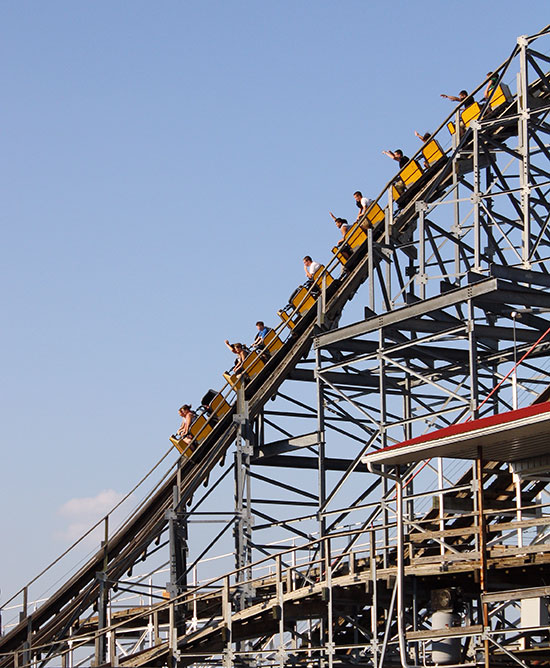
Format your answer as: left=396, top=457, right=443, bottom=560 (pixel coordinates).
left=376, top=401, right=550, bottom=455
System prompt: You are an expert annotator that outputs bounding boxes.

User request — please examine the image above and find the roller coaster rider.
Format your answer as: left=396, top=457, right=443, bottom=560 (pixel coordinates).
left=353, top=191, right=372, bottom=222
left=251, top=321, right=270, bottom=352
left=329, top=212, right=351, bottom=262
left=224, top=340, right=250, bottom=377
left=382, top=149, right=410, bottom=196
left=441, top=89, right=469, bottom=105
left=173, top=404, right=196, bottom=442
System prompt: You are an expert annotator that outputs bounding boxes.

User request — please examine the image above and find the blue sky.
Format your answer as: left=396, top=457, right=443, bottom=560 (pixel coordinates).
left=1, top=1, right=548, bottom=602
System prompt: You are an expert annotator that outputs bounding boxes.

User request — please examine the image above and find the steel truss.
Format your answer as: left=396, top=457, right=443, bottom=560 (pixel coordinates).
left=2, top=27, right=550, bottom=668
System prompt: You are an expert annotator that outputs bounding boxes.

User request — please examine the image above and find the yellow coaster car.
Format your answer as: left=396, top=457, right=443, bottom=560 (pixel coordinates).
left=223, top=350, right=265, bottom=389
left=223, top=330, right=284, bottom=390
left=278, top=265, right=334, bottom=329
left=201, top=389, right=232, bottom=421
left=392, top=159, right=424, bottom=201
left=169, top=414, right=213, bottom=457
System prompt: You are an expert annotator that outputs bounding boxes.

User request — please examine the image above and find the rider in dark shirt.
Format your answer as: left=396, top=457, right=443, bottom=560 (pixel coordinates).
left=441, top=89, right=469, bottom=107
left=382, top=149, right=410, bottom=169
left=382, top=149, right=410, bottom=198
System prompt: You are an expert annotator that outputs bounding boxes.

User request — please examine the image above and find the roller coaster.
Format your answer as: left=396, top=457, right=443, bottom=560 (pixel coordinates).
left=2, top=25, right=550, bottom=668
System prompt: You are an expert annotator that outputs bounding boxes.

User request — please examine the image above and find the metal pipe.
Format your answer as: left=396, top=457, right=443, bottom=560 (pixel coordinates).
left=368, top=461, right=475, bottom=668
left=476, top=451, right=490, bottom=668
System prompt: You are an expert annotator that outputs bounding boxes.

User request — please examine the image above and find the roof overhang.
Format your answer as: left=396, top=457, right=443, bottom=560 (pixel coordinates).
left=363, top=402, right=550, bottom=466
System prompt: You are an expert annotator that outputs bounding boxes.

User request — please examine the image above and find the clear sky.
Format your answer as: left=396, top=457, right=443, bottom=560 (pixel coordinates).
left=1, top=1, right=548, bottom=603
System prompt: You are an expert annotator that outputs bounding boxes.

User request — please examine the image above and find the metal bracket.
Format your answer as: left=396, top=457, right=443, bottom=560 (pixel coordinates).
left=416, top=273, right=428, bottom=286
left=241, top=442, right=254, bottom=456
left=450, top=222, right=463, bottom=237
left=517, top=35, right=529, bottom=47
left=276, top=648, right=288, bottom=663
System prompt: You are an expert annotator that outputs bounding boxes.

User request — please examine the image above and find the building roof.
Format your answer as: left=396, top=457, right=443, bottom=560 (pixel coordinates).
left=363, top=402, right=550, bottom=466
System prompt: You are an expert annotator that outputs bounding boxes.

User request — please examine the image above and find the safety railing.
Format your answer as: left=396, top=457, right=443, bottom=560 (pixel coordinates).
left=6, top=477, right=547, bottom=667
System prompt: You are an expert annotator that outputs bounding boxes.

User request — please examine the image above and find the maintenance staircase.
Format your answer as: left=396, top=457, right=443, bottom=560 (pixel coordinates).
left=82, top=464, right=549, bottom=667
